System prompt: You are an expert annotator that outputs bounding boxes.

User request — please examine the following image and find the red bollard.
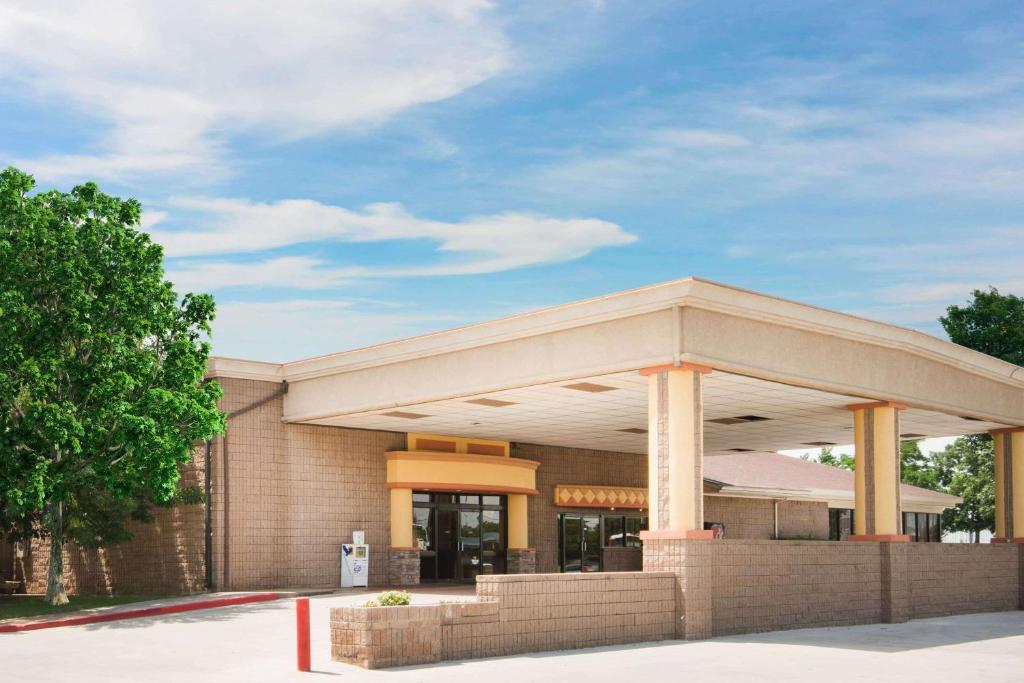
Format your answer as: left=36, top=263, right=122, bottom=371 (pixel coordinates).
left=296, top=597, right=311, bottom=672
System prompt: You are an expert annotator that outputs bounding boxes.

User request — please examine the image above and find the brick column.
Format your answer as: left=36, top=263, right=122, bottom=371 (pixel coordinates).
left=639, top=363, right=714, bottom=539
left=992, top=428, right=1024, bottom=544
left=639, top=363, right=714, bottom=640
left=848, top=401, right=909, bottom=542
left=880, top=542, right=910, bottom=623
left=641, top=538, right=711, bottom=639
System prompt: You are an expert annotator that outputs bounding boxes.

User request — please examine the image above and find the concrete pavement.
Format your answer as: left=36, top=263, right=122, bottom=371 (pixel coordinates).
left=2, top=592, right=1022, bottom=682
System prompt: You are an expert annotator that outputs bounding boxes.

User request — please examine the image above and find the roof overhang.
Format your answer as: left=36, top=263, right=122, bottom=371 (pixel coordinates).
left=208, top=277, right=1024, bottom=454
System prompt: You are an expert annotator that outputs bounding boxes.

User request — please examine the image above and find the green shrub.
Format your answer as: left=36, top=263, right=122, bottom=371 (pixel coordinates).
left=377, top=590, right=411, bottom=607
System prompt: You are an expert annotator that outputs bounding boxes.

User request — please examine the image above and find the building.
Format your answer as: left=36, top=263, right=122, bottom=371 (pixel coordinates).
left=5, top=277, right=1022, bottom=599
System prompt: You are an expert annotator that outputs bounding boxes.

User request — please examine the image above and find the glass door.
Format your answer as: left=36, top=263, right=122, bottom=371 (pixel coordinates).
left=561, top=515, right=583, bottom=572
left=459, top=509, right=482, bottom=580
left=435, top=507, right=458, bottom=581
left=581, top=515, right=601, bottom=572
left=560, top=514, right=602, bottom=572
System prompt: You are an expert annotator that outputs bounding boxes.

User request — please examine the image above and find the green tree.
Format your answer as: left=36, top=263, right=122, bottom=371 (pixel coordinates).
left=931, top=436, right=994, bottom=543
left=900, top=440, right=939, bottom=490
left=815, top=446, right=854, bottom=470
left=937, top=287, right=1021, bottom=541
left=0, top=167, right=225, bottom=605
left=940, top=287, right=1024, bottom=366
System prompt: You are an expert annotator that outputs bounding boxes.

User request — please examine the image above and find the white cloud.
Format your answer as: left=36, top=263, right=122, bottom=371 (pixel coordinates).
left=523, top=64, right=1024, bottom=207
left=0, top=1, right=509, bottom=182
left=154, top=197, right=636, bottom=291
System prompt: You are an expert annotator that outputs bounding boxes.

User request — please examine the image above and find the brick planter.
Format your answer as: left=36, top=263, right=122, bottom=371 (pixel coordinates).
left=330, top=604, right=441, bottom=669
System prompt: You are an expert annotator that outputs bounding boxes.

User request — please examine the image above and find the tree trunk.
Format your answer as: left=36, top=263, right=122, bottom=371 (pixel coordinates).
left=45, top=501, right=69, bottom=606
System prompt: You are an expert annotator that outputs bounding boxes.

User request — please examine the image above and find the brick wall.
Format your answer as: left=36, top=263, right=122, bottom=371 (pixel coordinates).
left=212, top=377, right=403, bottom=590
left=704, top=497, right=828, bottom=540
left=644, top=538, right=886, bottom=638
left=516, top=443, right=646, bottom=573
left=907, top=543, right=1020, bottom=618
left=331, top=572, right=677, bottom=668
left=24, top=450, right=206, bottom=596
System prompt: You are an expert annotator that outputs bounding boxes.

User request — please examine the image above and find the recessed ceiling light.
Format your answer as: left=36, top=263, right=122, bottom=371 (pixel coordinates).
left=617, top=427, right=648, bottom=434
left=708, top=415, right=772, bottom=425
left=562, top=382, right=618, bottom=393
left=801, top=441, right=836, bottom=446
left=466, top=398, right=518, bottom=407
left=381, top=411, right=430, bottom=419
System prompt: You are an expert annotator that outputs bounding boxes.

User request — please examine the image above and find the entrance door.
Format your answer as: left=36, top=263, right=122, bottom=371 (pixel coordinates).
left=459, top=509, right=482, bottom=580
left=560, top=514, right=601, bottom=572
left=415, top=493, right=506, bottom=582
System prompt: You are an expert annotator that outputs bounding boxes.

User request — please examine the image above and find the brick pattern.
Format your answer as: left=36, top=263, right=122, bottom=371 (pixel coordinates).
left=212, top=377, right=404, bottom=590
left=602, top=547, right=643, bottom=572
left=506, top=548, right=536, bottom=574
left=331, top=604, right=443, bottom=669
left=331, top=572, right=677, bottom=668
left=907, top=543, right=1019, bottom=618
left=645, top=539, right=887, bottom=638
left=24, top=452, right=206, bottom=595
left=704, top=497, right=828, bottom=540
left=387, top=549, right=420, bottom=586
left=515, top=443, right=646, bottom=573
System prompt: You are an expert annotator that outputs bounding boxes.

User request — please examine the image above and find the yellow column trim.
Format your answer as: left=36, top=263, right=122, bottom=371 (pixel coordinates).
left=507, top=494, right=529, bottom=549
left=1012, top=432, right=1024, bottom=537
left=872, top=406, right=899, bottom=536
left=389, top=488, right=414, bottom=548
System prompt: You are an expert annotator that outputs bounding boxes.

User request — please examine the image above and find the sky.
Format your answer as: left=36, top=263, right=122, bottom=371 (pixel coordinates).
left=1, top=1, right=1022, bottom=373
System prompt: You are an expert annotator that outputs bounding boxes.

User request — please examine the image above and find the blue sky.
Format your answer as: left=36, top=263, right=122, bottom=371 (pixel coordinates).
left=1, top=1, right=1022, bottom=363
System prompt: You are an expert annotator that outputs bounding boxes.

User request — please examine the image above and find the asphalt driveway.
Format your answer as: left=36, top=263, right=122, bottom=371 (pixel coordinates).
left=2, top=593, right=1022, bottom=682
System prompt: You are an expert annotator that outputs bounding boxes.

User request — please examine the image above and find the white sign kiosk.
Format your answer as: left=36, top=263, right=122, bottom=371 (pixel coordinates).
left=341, top=531, right=369, bottom=588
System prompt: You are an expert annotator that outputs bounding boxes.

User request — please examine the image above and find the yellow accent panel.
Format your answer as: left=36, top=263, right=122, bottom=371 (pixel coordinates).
left=872, top=406, right=899, bottom=536
left=390, top=488, right=413, bottom=548
left=853, top=409, right=867, bottom=536
left=508, top=494, right=529, bottom=549
left=1012, top=432, right=1024, bottom=536
left=554, top=485, right=648, bottom=509
left=386, top=451, right=537, bottom=494
left=407, top=432, right=510, bottom=457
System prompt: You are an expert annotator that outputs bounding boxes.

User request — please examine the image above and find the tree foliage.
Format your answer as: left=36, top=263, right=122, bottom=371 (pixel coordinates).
left=940, top=287, right=1024, bottom=366
left=0, top=167, right=225, bottom=604
left=930, top=436, right=994, bottom=542
left=812, top=446, right=854, bottom=470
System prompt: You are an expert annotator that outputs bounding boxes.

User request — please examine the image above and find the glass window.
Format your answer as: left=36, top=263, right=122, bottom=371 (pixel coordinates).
left=829, top=509, right=854, bottom=540
left=482, top=495, right=501, bottom=506
left=603, top=516, right=624, bottom=547
left=903, top=512, right=917, bottom=541
left=413, top=507, right=433, bottom=552
left=929, top=514, right=941, bottom=542
left=458, top=495, right=480, bottom=505
left=624, top=516, right=645, bottom=548
left=413, top=492, right=431, bottom=503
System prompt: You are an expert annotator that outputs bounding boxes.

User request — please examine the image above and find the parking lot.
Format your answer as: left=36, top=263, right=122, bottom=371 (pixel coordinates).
left=2, top=593, right=1024, bottom=682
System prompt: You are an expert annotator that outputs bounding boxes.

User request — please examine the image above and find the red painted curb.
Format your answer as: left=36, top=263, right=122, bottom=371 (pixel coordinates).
left=0, top=592, right=280, bottom=633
